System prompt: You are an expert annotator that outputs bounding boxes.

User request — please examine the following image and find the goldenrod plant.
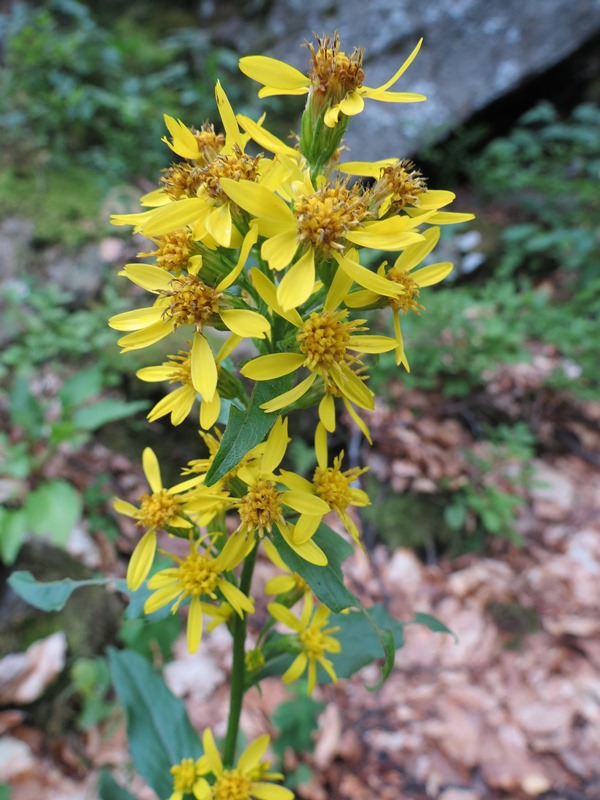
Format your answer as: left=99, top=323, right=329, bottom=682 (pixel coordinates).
left=111, top=33, right=473, bottom=798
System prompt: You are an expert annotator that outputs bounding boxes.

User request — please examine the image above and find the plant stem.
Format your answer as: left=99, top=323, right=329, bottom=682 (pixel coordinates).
left=222, top=544, right=258, bottom=766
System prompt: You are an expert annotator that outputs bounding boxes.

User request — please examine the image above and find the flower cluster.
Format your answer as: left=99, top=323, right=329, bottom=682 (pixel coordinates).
left=110, top=32, right=473, bottom=797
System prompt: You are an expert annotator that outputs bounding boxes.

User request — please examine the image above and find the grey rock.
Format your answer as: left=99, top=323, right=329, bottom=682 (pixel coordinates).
left=209, top=0, right=600, bottom=160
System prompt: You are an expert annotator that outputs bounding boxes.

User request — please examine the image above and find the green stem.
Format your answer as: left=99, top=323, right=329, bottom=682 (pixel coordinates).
left=222, top=545, right=258, bottom=766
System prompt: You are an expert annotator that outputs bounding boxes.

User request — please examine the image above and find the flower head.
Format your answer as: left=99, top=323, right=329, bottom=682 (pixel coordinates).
left=268, top=593, right=341, bottom=695
left=239, top=34, right=426, bottom=129
left=113, top=447, right=201, bottom=591
left=145, top=533, right=254, bottom=653
left=193, top=729, right=293, bottom=800
left=169, top=756, right=209, bottom=800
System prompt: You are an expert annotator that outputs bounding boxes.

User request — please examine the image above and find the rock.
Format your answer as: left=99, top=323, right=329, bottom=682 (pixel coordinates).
left=207, top=0, right=600, bottom=159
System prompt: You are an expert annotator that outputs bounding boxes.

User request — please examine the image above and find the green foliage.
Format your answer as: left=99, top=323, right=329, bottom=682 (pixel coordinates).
left=0, top=0, right=244, bottom=182
left=443, top=424, right=537, bottom=548
left=472, top=102, right=600, bottom=278
left=70, top=656, right=117, bottom=729
left=0, top=367, right=147, bottom=563
left=7, top=570, right=124, bottom=610
left=272, top=689, right=324, bottom=759
left=107, top=648, right=202, bottom=800
left=98, top=770, right=136, bottom=800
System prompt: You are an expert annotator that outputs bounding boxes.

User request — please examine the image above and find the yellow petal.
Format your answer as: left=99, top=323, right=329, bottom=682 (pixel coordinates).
left=276, top=249, right=315, bottom=310
left=119, top=263, right=173, bottom=293
left=215, top=80, right=243, bottom=153
left=337, top=158, right=397, bottom=178
left=363, top=90, right=426, bottom=103
left=117, top=320, right=174, bottom=352
left=140, top=188, right=170, bottom=207
left=343, top=397, right=373, bottom=445
left=318, top=394, right=336, bottom=432
left=143, top=583, right=181, bottom=615
left=279, top=526, right=328, bottom=566
left=219, top=178, right=292, bottom=236
left=147, top=385, right=195, bottom=424
left=281, top=491, right=329, bottom=515
left=113, top=497, right=138, bottom=517
left=162, top=114, right=200, bottom=160
left=261, top=228, right=298, bottom=271
left=262, top=416, right=288, bottom=474
left=241, top=352, right=305, bottom=381
left=141, top=197, right=208, bottom=237
left=238, top=735, right=270, bottom=773
left=315, top=421, right=328, bottom=469
left=331, top=364, right=374, bottom=410
left=334, top=251, right=403, bottom=297
left=259, top=373, right=316, bottom=412
left=348, top=334, right=398, bottom=353
left=237, top=114, right=299, bottom=157
left=239, top=55, right=309, bottom=92
left=187, top=596, right=203, bottom=653
left=282, top=653, right=308, bottom=684
left=343, top=289, right=378, bottom=308
left=200, top=392, right=221, bottom=430
left=108, top=306, right=165, bottom=332
left=413, top=261, right=454, bottom=287
left=217, top=225, right=258, bottom=291
left=370, top=38, right=423, bottom=92
left=294, top=514, right=321, bottom=545
left=324, top=263, right=354, bottom=312
left=219, top=308, right=270, bottom=339
left=142, top=447, right=162, bottom=492
left=192, top=332, right=217, bottom=401
left=205, top=202, right=232, bottom=247
left=126, top=529, right=156, bottom=591
left=136, top=365, right=175, bottom=382
left=249, top=268, right=303, bottom=327
left=339, top=90, right=364, bottom=116
left=417, top=190, right=455, bottom=210
left=393, top=226, right=440, bottom=271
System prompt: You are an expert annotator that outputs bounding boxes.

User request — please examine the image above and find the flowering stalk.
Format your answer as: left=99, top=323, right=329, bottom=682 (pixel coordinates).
left=110, top=32, right=473, bottom=798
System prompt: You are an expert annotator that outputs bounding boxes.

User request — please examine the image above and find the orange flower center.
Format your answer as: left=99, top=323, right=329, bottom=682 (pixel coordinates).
left=138, top=490, right=180, bottom=529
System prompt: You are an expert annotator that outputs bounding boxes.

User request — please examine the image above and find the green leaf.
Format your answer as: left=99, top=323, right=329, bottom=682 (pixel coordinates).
left=73, top=399, right=148, bottom=431
left=108, top=649, right=202, bottom=799
left=329, top=604, right=403, bottom=686
left=7, top=570, right=118, bottom=611
left=98, top=769, right=136, bottom=800
left=59, top=365, right=104, bottom=409
left=0, top=509, right=28, bottom=564
left=24, top=480, right=82, bottom=545
left=9, top=374, right=44, bottom=438
left=204, top=377, right=291, bottom=486
left=411, top=611, right=457, bottom=640
left=269, top=522, right=355, bottom=612
left=0, top=784, right=11, bottom=800
left=272, top=691, right=324, bottom=758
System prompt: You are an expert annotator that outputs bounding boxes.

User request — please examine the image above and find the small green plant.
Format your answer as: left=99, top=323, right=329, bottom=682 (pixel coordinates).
left=443, top=423, right=536, bottom=547
left=0, top=0, right=245, bottom=182
left=70, top=656, right=118, bottom=730
left=0, top=368, right=147, bottom=564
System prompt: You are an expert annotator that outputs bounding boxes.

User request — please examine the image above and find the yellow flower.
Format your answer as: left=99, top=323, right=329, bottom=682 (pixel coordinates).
left=279, top=423, right=369, bottom=547
left=114, top=447, right=202, bottom=591
left=263, top=538, right=308, bottom=596
left=145, top=533, right=254, bottom=653
left=230, top=417, right=331, bottom=566
left=240, top=34, right=426, bottom=128
left=344, top=226, right=455, bottom=369
left=169, top=756, right=210, bottom=800
left=268, top=593, right=341, bottom=695
left=111, top=83, right=276, bottom=249
left=219, top=171, right=425, bottom=310
left=108, top=229, right=268, bottom=404
left=137, top=333, right=241, bottom=430
left=193, top=729, right=293, bottom=800
left=241, top=269, right=397, bottom=418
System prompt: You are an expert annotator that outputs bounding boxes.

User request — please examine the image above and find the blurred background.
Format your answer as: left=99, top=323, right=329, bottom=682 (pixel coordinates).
left=1, top=1, right=600, bottom=798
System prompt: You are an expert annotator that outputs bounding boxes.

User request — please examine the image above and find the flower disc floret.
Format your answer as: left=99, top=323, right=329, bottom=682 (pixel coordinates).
left=138, top=489, right=182, bottom=529
left=160, top=162, right=205, bottom=200
left=236, top=478, right=283, bottom=537
left=161, top=275, right=222, bottom=329
left=386, top=269, right=424, bottom=313
left=294, top=182, right=368, bottom=252
left=137, top=230, right=197, bottom=274
left=201, top=147, right=263, bottom=199
left=297, top=310, right=364, bottom=374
